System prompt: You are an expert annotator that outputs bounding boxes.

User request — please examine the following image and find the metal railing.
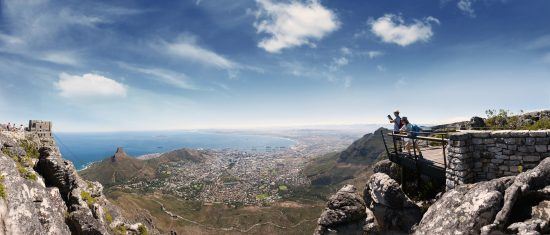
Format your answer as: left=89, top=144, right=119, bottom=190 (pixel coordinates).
left=381, top=131, right=450, bottom=173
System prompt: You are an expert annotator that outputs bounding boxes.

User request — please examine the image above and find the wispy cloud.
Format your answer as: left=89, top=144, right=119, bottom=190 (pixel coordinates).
left=55, top=73, right=127, bottom=98
left=161, top=34, right=237, bottom=69
left=39, top=51, right=81, bottom=66
left=119, top=63, right=198, bottom=90
left=253, top=0, right=339, bottom=53
left=367, top=51, right=384, bottom=59
left=457, top=0, right=476, bottom=17
left=0, top=0, right=144, bottom=66
left=370, top=14, right=439, bottom=46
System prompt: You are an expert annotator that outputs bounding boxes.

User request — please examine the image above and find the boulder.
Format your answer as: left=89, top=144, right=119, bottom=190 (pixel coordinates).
left=66, top=209, right=109, bottom=235
left=364, top=173, right=422, bottom=233
left=481, top=157, right=550, bottom=234
left=469, top=116, right=486, bottom=129
left=413, top=176, right=514, bottom=234
left=315, top=185, right=369, bottom=235
left=372, top=160, right=400, bottom=181
left=414, top=157, right=550, bottom=235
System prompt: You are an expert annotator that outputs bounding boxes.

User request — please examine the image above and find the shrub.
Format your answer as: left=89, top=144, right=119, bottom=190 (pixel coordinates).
left=26, top=173, right=37, bottom=181
left=526, top=117, right=550, bottom=130
left=115, top=225, right=127, bottom=235
left=138, top=225, right=148, bottom=235
left=105, top=212, right=113, bottom=224
left=0, top=176, right=6, bottom=199
left=19, top=140, right=39, bottom=159
left=80, top=191, right=96, bottom=206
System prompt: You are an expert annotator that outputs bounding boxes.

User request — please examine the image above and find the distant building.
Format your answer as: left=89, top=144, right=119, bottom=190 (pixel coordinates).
left=28, top=120, right=52, bottom=138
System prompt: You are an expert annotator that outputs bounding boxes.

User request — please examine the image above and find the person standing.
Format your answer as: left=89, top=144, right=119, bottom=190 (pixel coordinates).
left=388, top=110, right=402, bottom=134
left=400, top=117, right=422, bottom=156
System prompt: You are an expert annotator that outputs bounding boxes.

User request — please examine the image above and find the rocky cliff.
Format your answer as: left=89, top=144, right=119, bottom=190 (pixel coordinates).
left=314, top=158, right=550, bottom=234
left=0, top=130, right=154, bottom=235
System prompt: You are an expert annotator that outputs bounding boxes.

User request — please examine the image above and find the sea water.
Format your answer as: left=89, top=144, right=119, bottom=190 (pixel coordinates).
left=53, top=131, right=295, bottom=170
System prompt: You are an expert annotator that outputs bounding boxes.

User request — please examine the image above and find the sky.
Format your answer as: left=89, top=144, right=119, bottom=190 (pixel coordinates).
left=0, top=0, right=549, bottom=132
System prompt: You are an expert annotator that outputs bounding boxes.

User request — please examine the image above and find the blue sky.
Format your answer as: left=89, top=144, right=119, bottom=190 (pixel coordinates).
left=0, top=0, right=549, bottom=132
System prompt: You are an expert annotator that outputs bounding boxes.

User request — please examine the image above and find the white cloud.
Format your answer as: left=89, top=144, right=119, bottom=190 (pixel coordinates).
left=367, top=51, right=384, bottom=59
left=329, top=57, right=349, bottom=72
left=340, top=47, right=351, bottom=55
left=457, top=0, right=476, bottom=17
left=39, top=51, right=80, bottom=66
left=254, top=0, right=339, bottom=53
left=370, top=14, right=439, bottom=46
left=120, top=63, right=197, bottom=90
left=55, top=73, right=127, bottom=98
left=377, top=65, right=386, bottom=72
left=163, top=35, right=236, bottom=69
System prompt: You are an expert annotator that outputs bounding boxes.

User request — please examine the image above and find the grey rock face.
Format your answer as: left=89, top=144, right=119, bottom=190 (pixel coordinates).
left=413, top=176, right=514, bottom=235
left=0, top=154, right=71, bottom=235
left=482, top=157, right=550, bottom=234
left=364, top=173, right=422, bottom=233
left=372, top=159, right=400, bottom=181
left=315, top=185, right=369, bottom=235
left=415, top=157, right=550, bottom=235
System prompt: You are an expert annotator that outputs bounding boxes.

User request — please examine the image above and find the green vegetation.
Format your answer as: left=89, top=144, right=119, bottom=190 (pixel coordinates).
left=105, top=212, right=113, bottom=224
left=0, top=175, right=6, bottom=199
left=255, top=193, right=269, bottom=200
left=106, top=191, right=324, bottom=235
left=278, top=185, right=288, bottom=191
left=26, top=173, right=37, bottom=181
left=19, top=140, right=39, bottom=159
left=115, top=225, right=127, bottom=235
left=485, top=109, right=550, bottom=130
left=80, top=191, right=96, bottom=206
left=16, top=163, right=37, bottom=181
left=138, top=224, right=148, bottom=235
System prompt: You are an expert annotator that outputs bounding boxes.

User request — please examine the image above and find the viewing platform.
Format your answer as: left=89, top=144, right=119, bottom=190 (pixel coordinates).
left=381, top=132, right=449, bottom=184
left=381, top=129, right=550, bottom=190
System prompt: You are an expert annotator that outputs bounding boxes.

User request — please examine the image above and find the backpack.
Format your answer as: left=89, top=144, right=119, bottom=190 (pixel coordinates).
left=410, top=124, right=421, bottom=137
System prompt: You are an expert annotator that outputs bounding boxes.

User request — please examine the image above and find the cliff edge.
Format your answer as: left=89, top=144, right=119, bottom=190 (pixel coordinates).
left=0, top=130, right=154, bottom=235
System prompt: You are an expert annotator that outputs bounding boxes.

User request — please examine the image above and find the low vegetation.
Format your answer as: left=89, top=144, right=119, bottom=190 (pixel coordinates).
left=105, top=212, right=113, bottom=224
left=138, top=224, right=148, bottom=235
left=115, top=225, right=127, bottom=235
left=485, top=109, right=550, bottom=130
left=80, top=191, right=96, bottom=206
left=0, top=175, right=6, bottom=199
left=19, top=140, right=39, bottom=159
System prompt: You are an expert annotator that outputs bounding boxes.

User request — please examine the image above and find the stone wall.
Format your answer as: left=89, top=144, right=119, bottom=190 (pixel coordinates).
left=446, top=130, right=550, bottom=190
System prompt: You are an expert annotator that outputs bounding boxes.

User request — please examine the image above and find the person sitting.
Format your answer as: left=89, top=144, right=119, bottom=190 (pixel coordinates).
left=400, top=117, right=422, bottom=156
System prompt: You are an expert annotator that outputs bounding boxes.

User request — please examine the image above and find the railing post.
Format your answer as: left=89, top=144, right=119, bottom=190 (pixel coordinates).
left=381, top=131, right=390, bottom=158
left=392, top=134, right=399, bottom=155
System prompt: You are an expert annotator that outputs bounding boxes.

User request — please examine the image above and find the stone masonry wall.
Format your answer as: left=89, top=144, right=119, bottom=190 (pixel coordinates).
left=446, top=130, right=550, bottom=190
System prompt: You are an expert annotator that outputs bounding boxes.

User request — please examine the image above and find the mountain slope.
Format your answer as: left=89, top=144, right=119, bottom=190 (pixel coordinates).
left=304, top=127, right=389, bottom=187
left=80, top=147, right=156, bottom=187
left=80, top=147, right=211, bottom=187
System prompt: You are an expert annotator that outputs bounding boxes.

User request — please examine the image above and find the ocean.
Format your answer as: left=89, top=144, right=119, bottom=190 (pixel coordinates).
left=53, top=131, right=296, bottom=170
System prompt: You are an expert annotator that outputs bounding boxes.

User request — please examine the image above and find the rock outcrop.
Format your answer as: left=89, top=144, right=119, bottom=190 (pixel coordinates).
left=314, top=185, right=370, bottom=235
left=0, top=130, right=153, bottom=235
left=372, top=159, right=400, bottom=181
left=414, top=157, right=550, bottom=235
left=364, top=173, right=422, bottom=233
left=313, top=157, right=549, bottom=235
